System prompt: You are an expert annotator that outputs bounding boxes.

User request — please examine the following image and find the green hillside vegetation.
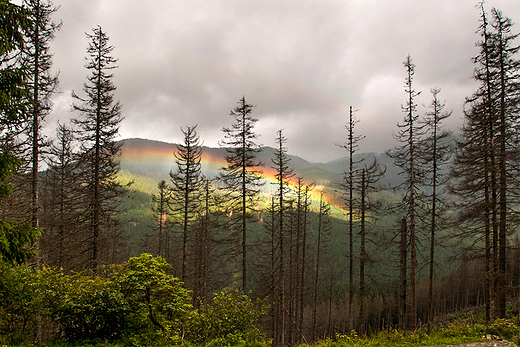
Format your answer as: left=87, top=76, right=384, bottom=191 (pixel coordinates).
left=111, top=135, right=512, bottom=346
left=116, top=140, right=462, bottom=329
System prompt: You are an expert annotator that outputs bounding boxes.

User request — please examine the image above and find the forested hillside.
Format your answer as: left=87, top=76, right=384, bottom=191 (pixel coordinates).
left=2, top=1, right=520, bottom=346
left=116, top=137, right=480, bottom=339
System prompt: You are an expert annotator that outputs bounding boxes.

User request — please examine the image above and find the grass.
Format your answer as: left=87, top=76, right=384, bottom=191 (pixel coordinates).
left=296, top=330, right=485, bottom=347
left=296, top=318, right=520, bottom=347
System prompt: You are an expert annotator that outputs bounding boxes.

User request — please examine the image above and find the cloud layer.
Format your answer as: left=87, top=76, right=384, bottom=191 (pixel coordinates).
left=46, top=0, right=520, bottom=162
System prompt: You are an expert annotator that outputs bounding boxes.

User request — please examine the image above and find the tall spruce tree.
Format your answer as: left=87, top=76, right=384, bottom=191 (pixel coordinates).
left=356, top=159, right=385, bottom=334
left=169, top=125, right=204, bottom=283
left=0, top=0, right=40, bottom=264
left=419, top=88, right=452, bottom=328
left=452, top=6, right=520, bottom=319
left=219, top=96, right=264, bottom=292
left=387, top=54, right=425, bottom=328
left=21, top=0, right=60, bottom=241
left=299, top=182, right=312, bottom=343
left=72, top=26, right=127, bottom=273
left=151, top=179, right=170, bottom=259
left=451, top=4, right=496, bottom=322
left=294, top=177, right=313, bottom=344
left=311, top=191, right=331, bottom=341
left=40, top=122, right=82, bottom=270
left=338, top=106, right=364, bottom=329
left=1, top=0, right=29, bottom=139
left=490, top=8, right=520, bottom=318
left=192, top=178, right=219, bottom=306
left=272, top=129, right=294, bottom=346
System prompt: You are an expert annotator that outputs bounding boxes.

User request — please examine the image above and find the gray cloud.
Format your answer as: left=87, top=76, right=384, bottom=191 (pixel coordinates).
left=44, top=0, right=520, bottom=162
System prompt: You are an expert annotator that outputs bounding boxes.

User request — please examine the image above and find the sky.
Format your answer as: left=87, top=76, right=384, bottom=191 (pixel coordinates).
left=40, top=0, right=520, bottom=163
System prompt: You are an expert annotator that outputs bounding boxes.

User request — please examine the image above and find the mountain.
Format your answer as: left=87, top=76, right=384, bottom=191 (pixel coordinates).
left=117, top=138, right=408, bottom=267
left=118, top=138, right=400, bottom=194
left=317, top=152, right=402, bottom=188
left=117, top=137, right=358, bottom=254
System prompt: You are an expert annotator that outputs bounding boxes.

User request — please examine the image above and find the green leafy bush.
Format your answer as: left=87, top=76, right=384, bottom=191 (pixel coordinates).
left=48, top=254, right=192, bottom=343
left=50, top=273, right=134, bottom=342
left=487, top=318, right=520, bottom=341
left=187, top=290, right=268, bottom=345
left=0, top=254, right=270, bottom=346
left=113, top=253, right=193, bottom=340
left=0, top=262, right=39, bottom=344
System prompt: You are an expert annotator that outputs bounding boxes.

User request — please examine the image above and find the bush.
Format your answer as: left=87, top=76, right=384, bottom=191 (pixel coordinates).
left=113, top=253, right=193, bottom=340
left=0, top=254, right=271, bottom=346
left=0, top=262, right=39, bottom=344
left=487, top=318, right=520, bottom=341
left=187, top=290, right=268, bottom=345
left=50, top=254, right=193, bottom=343
left=50, top=273, right=134, bottom=342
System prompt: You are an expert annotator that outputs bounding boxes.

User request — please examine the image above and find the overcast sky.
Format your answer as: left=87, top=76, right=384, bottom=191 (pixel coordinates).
left=43, top=0, right=520, bottom=162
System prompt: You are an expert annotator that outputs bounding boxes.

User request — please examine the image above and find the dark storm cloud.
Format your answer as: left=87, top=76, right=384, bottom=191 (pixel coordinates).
left=45, top=0, right=520, bottom=162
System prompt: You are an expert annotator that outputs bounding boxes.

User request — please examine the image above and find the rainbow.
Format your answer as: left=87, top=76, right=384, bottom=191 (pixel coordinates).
left=120, top=141, right=231, bottom=176
left=120, top=140, right=348, bottom=219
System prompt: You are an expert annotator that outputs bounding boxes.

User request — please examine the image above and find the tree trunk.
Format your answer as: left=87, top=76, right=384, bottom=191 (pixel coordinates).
left=399, top=218, right=407, bottom=330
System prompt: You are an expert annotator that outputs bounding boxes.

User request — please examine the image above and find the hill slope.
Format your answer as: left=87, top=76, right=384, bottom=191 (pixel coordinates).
left=119, top=138, right=399, bottom=194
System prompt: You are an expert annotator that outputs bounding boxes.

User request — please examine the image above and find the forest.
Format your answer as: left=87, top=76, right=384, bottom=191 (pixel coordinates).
left=2, top=0, right=520, bottom=346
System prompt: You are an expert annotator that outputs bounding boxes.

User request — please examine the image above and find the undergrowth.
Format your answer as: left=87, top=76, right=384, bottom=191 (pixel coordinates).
left=297, top=317, right=520, bottom=347
left=4, top=318, right=520, bottom=347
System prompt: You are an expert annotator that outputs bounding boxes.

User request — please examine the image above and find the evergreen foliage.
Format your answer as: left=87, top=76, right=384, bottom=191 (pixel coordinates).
left=21, top=0, right=60, bottom=235
left=71, top=26, right=128, bottom=273
left=219, top=96, right=264, bottom=292
left=0, top=0, right=40, bottom=266
left=169, top=125, right=204, bottom=283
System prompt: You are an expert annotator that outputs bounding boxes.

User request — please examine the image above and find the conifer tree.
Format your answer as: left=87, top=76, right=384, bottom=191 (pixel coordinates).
left=192, top=178, right=219, bottom=306
left=452, top=6, right=520, bottom=319
left=272, top=129, right=294, bottom=346
left=294, top=177, right=313, bottom=344
left=151, top=179, right=170, bottom=259
left=21, top=0, right=60, bottom=236
left=356, top=159, right=385, bottom=334
left=387, top=54, right=425, bottom=328
left=338, top=106, right=364, bottom=329
left=40, top=123, right=82, bottom=270
left=299, top=183, right=312, bottom=342
left=0, top=1, right=40, bottom=264
left=451, top=4, right=497, bottom=322
left=1, top=0, right=29, bottom=137
left=312, top=192, right=331, bottom=341
left=72, top=26, right=127, bottom=273
left=258, top=194, right=279, bottom=340
left=219, top=96, right=264, bottom=292
left=169, top=125, right=204, bottom=283
left=419, top=88, right=452, bottom=328
left=490, top=8, right=520, bottom=317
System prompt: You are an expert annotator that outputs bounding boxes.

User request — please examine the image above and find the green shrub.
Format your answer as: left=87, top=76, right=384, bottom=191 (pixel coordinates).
left=113, top=253, right=193, bottom=339
left=187, top=290, right=268, bottom=345
left=0, top=254, right=273, bottom=346
left=49, top=254, right=193, bottom=343
left=487, top=318, right=520, bottom=340
left=0, top=262, right=39, bottom=344
left=50, top=273, right=134, bottom=342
